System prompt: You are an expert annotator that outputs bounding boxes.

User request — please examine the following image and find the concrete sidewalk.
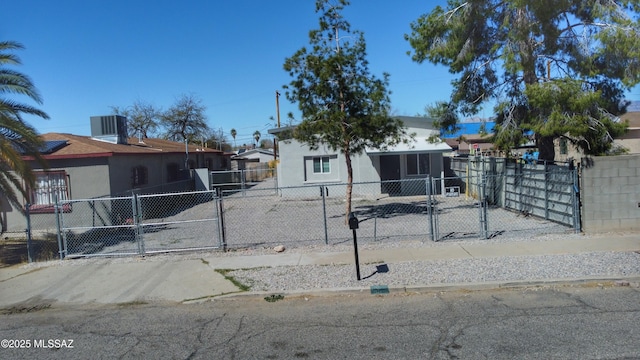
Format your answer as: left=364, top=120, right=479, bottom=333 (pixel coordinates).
left=0, top=233, right=639, bottom=308
left=205, top=234, right=640, bottom=269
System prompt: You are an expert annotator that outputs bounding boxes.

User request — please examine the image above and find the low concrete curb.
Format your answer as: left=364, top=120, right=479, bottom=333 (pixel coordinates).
left=212, top=275, right=640, bottom=302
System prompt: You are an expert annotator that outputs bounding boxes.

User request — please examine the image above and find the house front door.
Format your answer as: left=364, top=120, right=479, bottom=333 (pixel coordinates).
left=379, top=155, right=401, bottom=195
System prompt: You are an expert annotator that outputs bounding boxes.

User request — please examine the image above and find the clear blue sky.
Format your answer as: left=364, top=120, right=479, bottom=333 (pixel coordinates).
left=5, top=1, right=638, bottom=146
left=3, top=0, right=458, bottom=145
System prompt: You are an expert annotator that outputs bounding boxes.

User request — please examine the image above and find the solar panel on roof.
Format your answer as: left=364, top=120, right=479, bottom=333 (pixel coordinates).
left=39, top=140, right=68, bottom=154
left=14, top=139, right=68, bottom=155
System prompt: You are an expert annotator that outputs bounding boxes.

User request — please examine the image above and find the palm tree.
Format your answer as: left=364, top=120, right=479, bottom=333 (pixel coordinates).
left=253, top=130, right=261, bottom=148
left=0, top=41, right=49, bottom=214
left=230, top=128, right=237, bottom=149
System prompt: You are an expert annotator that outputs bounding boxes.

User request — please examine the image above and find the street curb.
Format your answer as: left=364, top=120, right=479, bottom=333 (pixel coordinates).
left=212, top=275, right=640, bottom=301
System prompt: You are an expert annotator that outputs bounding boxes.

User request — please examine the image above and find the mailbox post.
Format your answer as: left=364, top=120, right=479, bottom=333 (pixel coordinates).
left=348, top=212, right=361, bottom=281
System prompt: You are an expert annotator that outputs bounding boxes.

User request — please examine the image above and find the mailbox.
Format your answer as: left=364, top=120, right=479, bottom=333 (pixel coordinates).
left=348, top=211, right=361, bottom=280
left=348, top=212, right=359, bottom=230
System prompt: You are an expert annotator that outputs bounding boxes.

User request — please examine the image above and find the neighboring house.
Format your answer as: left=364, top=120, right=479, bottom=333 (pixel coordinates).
left=268, top=116, right=451, bottom=197
left=616, top=112, right=640, bottom=154
left=555, top=111, right=640, bottom=163
left=440, top=121, right=539, bottom=158
left=231, top=148, right=276, bottom=170
left=441, top=121, right=497, bottom=157
left=0, top=115, right=228, bottom=233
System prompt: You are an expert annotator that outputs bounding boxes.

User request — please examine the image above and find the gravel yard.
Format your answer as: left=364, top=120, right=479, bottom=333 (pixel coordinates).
left=210, top=229, right=640, bottom=292
left=58, top=177, right=579, bottom=257
left=226, top=251, right=640, bottom=292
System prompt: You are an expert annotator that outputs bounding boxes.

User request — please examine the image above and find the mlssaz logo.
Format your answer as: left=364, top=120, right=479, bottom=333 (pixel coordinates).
left=34, top=339, right=74, bottom=348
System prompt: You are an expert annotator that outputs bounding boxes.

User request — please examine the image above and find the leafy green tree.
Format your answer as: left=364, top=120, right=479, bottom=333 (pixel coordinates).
left=284, top=0, right=408, bottom=218
left=110, top=100, right=161, bottom=138
left=161, top=94, right=210, bottom=142
left=0, top=41, right=49, bottom=215
left=406, top=0, right=640, bottom=161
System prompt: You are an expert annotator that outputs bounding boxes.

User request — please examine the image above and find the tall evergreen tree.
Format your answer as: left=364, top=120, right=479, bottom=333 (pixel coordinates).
left=406, top=0, right=640, bottom=161
left=284, top=0, right=408, bottom=219
left=0, top=41, right=49, bottom=215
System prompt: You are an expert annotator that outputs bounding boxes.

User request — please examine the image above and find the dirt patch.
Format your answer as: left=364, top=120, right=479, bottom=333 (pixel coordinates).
left=0, top=302, right=52, bottom=315
left=0, top=238, right=59, bottom=268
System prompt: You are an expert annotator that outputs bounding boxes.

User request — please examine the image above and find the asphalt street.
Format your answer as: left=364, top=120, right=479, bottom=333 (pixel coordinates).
left=1, top=285, right=639, bottom=359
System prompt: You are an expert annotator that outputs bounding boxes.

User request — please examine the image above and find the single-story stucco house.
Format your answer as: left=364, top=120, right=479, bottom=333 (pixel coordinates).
left=268, top=116, right=451, bottom=197
left=0, top=115, right=229, bottom=233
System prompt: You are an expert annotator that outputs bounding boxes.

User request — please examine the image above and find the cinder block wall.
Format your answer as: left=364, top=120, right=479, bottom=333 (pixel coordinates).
left=580, top=154, right=640, bottom=232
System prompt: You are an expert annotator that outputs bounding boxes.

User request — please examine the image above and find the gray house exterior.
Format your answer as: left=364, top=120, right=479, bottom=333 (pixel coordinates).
left=231, top=148, right=276, bottom=170
left=269, top=116, right=451, bottom=197
left=1, top=130, right=228, bottom=233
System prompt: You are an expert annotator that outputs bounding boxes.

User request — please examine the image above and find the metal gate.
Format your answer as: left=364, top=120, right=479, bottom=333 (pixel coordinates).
left=429, top=166, right=579, bottom=242
left=429, top=176, right=488, bottom=241
left=58, top=190, right=223, bottom=257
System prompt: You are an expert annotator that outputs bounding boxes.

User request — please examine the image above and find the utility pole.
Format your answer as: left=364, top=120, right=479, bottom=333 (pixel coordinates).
left=184, top=138, right=189, bottom=170
left=274, top=90, right=281, bottom=162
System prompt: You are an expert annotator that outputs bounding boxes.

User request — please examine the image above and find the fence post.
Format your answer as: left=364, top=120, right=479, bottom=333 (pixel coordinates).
left=322, top=186, right=329, bottom=245
left=241, top=169, right=246, bottom=196
left=213, top=189, right=224, bottom=249
left=218, top=191, right=228, bottom=251
left=373, top=198, right=378, bottom=242
left=55, top=194, right=65, bottom=259
left=479, top=174, right=489, bottom=239
left=518, top=162, right=524, bottom=213
left=426, top=176, right=436, bottom=242
left=273, top=168, right=278, bottom=195
left=501, top=159, right=507, bottom=207
left=572, top=168, right=582, bottom=233
left=544, top=163, right=549, bottom=220
left=132, top=194, right=145, bottom=255
left=25, top=204, right=33, bottom=263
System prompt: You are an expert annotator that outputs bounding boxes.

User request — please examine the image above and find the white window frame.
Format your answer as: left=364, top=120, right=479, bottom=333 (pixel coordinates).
left=29, top=171, right=71, bottom=213
left=313, top=156, right=331, bottom=174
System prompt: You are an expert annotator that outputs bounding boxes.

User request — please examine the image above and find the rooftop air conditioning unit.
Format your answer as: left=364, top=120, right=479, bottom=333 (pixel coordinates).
left=90, top=115, right=128, bottom=144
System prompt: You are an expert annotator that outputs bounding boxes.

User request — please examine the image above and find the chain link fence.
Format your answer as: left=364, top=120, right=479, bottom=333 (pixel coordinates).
left=0, top=190, right=222, bottom=266
left=0, top=214, right=60, bottom=266
left=219, top=162, right=579, bottom=249
left=210, top=167, right=277, bottom=194
left=218, top=178, right=433, bottom=249
left=434, top=157, right=581, bottom=240
left=430, top=173, right=576, bottom=241
left=1, top=157, right=580, bottom=264
left=58, top=190, right=222, bottom=257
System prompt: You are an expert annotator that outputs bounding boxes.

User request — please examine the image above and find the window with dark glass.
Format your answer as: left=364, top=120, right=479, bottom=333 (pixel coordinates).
left=167, top=163, right=179, bottom=182
left=406, top=154, right=430, bottom=175
left=559, top=138, right=568, bottom=155
left=132, top=166, right=148, bottom=187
